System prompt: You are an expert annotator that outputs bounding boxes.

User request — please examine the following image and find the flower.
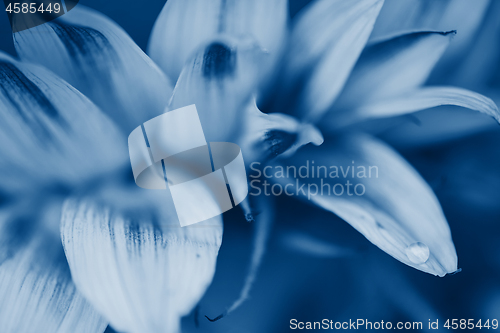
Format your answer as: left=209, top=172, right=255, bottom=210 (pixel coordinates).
left=0, top=1, right=498, bottom=333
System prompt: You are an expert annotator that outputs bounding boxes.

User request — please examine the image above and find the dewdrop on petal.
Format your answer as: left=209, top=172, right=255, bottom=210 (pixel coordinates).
left=405, top=242, right=430, bottom=264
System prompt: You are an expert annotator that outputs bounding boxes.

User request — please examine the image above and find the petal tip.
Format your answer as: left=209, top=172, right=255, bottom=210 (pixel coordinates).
left=442, top=30, right=457, bottom=36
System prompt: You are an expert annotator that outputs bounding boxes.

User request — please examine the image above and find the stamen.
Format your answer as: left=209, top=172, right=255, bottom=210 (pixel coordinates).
left=206, top=197, right=274, bottom=322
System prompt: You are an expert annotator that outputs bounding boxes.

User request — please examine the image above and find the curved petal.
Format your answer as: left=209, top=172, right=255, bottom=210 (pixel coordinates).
left=272, top=134, right=458, bottom=277
left=336, top=86, right=500, bottom=127
left=14, top=6, right=172, bottom=132
left=169, top=37, right=266, bottom=142
left=272, top=0, right=383, bottom=121
left=378, top=106, right=498, bottom=148
left=371, top=0, right=490, bottom=43
left=0, top=203, right=107, bottom=333
left=238, top=99, right=323, bottom=163
left=148, top=0, right=288, bottom=82
left=0, top=52, right=126, bottom=194
left=331, top=31, right=455, bottom=115
left=370, top=0, right=491, bottom=82
left=61, top=198, right=223, bottom=333
left=442, top=0, right=500, bottom=89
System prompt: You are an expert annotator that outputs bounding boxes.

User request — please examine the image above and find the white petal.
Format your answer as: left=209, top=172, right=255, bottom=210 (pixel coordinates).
left=340, top=86, right=500, bottom=125
left=371, top=0, right=489, bottom=44
left=0, top=203, right=107, bottom=333
left=443, top=2, right=500, bottom=89
left=273, top=134, right=457, bottom=277
left=370, top=0, right=491, bottom=77
left=274, top=0, right=383, bottom=121
left=61, top=198, right=223, bottom=333
left=238, top=99, right=323, bottom=162
left=332, top=31, right=455, bottom=114
left=378, top=106, right=498, bottom=148
left=169, top=37, right=266, bottom=142
left=148, top=0, right=288, bottom=82
left=14, top=6, right=172, bottom=132
left=0, top=52, right=127, bottom=192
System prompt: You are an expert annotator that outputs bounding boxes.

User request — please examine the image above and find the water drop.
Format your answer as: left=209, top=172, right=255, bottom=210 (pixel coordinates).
left=405, top=242, right=430, bottom=264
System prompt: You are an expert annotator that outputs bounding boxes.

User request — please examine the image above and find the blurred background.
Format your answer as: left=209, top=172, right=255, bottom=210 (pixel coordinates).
left=1, top=0, right=499, bottom=332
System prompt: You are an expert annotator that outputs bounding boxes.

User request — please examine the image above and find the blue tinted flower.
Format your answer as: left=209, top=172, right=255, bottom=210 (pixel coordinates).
left=0, top=0, right=498, bottom=332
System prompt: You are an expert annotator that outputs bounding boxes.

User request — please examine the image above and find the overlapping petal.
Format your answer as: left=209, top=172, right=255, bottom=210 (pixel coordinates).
left=238, top=99, right=323, bottom=163
left=441, top=0, right=500, bottom=89
left=169, top=37, right=265, bottom=142
left=0, top=52, right=126, bottom=193
left=14, top=6, right=172, bottom=132
left=273, top=134, right=458, bottom=277
left=334, top=31, right=455, bottom=108
left=378, top=106, right=498, bottom=148
left=326, top=31, right=499, bottom=127
left=339, top=87, right=500, bottom=126
left=272, top=0, right=384, bottom=121
left=0, top=203, right=107, bottom=333
left=367, top=1, right=500, bottom=145
left=371, top=0, right=490, bottom=43
left=61, top=197, right=223, bottom=333
left=148, top=0, right=288, bottom=82
left=370, top=0, right=491, bottom=80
